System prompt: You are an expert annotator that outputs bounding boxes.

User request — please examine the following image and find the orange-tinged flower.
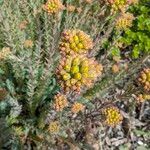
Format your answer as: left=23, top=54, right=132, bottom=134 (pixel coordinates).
left=76, top=7, right=82, bottom=13
left=128, top=0, right=138, bottom=5
left=71, top=102, right=85, bottom=113
left=85, top=0, right=93, bottom=3
left=0, top=47, right=11, bottom=60
left=59, top=29, right=93, bottom=55
left=48, top=121, right=60, bottom=133
left=116, top=12, right=134, bottom=30
left=102, top=106, right=123, bottom=127
left=136, top=94, right=150, bottom=103
left=0, top=88, right=8, bottom=101
left=66, top=5, right=76, bottom=12
left=56, top=55, right=103, bottom=92
left=54, top=93, right=68, bottom=111
left=19, top=20, right=28, bottom=30
left=24, top=40, right=33, bottom=48
left=43, top=0, right=64, bottom=14
left=112, top=64, right=120, bottom=73
left=138, top=68, right=150, bottom=91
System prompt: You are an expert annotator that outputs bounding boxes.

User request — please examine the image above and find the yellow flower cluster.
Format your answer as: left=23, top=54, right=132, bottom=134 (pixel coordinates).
left=48, top=121, right=60, bottom=133
left=0, top=47, right=11, bottom=60
left=59, top=30, right=93, bottom=55
left=136, top=94, right=150, bottom=103
left=102, top=106, right=123, bottom=127
left=138, top=68, right=150, bottom=91
left=42, top=0, right=64, bottom=14
left=106, top=0, right=138, bottom=12
left=71, top=102, right=85, bottom=113
left=53, top=93, right=68, bottom=111
left=116, top=13, right=134, bottom=30
left=56, top=55, right=103, bottom=92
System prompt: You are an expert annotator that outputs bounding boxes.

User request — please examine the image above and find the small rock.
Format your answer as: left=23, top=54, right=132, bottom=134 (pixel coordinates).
left=138, top=141, right=144, bottom=145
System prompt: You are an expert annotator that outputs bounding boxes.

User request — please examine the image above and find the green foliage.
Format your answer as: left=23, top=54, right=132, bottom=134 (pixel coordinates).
left=119, top=0, right=150, bottom=58
left=111, top=47, right=121, bottom=57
